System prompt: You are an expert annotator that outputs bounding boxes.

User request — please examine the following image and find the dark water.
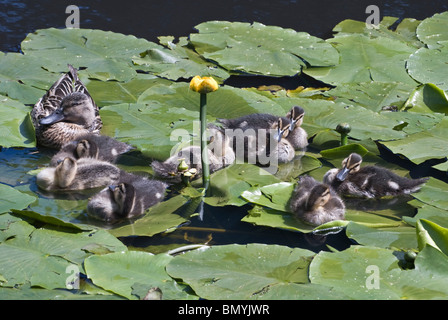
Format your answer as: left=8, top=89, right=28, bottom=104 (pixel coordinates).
left=2, top=0, right=448, bottom=53
left=1, top=0, right=448, bottom=253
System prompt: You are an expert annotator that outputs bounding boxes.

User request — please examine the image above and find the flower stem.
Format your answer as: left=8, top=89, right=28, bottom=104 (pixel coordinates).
left=200, top=93, right=210, bottom=195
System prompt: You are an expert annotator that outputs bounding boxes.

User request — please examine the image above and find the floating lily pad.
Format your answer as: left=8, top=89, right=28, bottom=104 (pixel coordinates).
left=304, top=34, right=417, bottom=86
left=309, top=245, right=448, bottom=299
left=21, top=28, right=151, bottom=81
left=84, top=251, right=197, bottom=300
left=132, top=36, right=229, bottom=82
left=165, top=244, right=342, bottom=300
left=407, top=47, right=448, bottom=92
left=0, top=184, right=36, bottom=214
left=379, top=118, right=448, bottom=164
left=333, top=16, right=424, bottom=48
left=0, top=95, right=35, bottom=148
left=190, top=21, right=339, bottom=76
left=415, top=11, right=448, bottom=49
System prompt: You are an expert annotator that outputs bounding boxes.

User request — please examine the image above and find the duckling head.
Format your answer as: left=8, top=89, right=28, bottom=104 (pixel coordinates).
left=76, top=139, right=99, bottom=159
left=37, top=157, right=77, bottom=190
left=287, top=106, right=305, bottom=131
left=305, top=184, right=331, bottom=212
left=39, top=92, right=96, bottom=127
left=336, top=153, right=363, bottom=181
left=87, top=183, right=136, bottom=223
left=272, top=118, right=290, bottom=142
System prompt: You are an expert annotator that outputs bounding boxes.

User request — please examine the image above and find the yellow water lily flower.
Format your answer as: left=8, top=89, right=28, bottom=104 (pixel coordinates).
left=189, top=76, right=219, bottom=94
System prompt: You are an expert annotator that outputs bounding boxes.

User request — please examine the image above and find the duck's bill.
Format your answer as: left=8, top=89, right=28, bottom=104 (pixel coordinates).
left=289, top=120, right=297, bottom=131
left=39, top=112, right=65, bottom=125
left=336, top=168, right=350, bottom=181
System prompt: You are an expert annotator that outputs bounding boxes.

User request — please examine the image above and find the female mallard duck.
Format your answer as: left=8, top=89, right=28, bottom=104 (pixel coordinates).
left=323, top=153, right=429, bottom=198
left=285, top=106, right=308, bottom=150
left=31, top=64, right=102, bottom=149
left=49, top=134, right=134, bottom=166
left=151, top=126, right=235, bottom=183
left=36, top=157, right=122, bottom=191
left=87, top=173, right=167, bottom=223
left=289, top=175, right=345, bottom=226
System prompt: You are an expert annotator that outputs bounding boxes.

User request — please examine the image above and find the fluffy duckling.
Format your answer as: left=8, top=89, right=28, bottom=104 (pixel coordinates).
left=285, top=106, right=308, bottom=150
left=50, top=134, right=134, bottom=166
left=151, top=126, right=235, bottom=182
left=323, top=153, right=429, bottom=198
left=31, top=64, right=102, bottom=149
left=36, top=157, right=122, bottom=191
left=289, top=175, right=345, bottom=226
left=87, top=173, right=167, bottom=223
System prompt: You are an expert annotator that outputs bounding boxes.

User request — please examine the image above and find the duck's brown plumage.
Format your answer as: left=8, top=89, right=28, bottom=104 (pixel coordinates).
left=31, top=64, right=102, bottom=149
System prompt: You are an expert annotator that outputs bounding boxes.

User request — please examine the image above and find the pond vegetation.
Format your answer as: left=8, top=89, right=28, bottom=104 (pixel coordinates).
left=1, top=11, right=448, bottom=299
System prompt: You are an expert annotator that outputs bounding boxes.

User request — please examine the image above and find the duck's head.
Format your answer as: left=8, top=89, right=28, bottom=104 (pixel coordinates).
left=207, top=126, right=232, bottom=157
left=55, top=157, right=78, bottom=188
left=306, top=184, right=331, bottom=211
left=272, top=118, right=290, bottom=142
left=336, top=153, right=363, bottom=181
left=39, top=92, right=96, bottom=127
left=76, top=139, right=99, bottom=159
left=287, top=106, right=305, bottom=131
left=87, top=183, right=136, bottom=223
left=109, top=183, right=136, bottom=218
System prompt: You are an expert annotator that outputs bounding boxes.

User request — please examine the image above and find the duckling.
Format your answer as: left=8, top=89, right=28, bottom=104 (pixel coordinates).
left=285, top=106, right=308, bottom=150
left=49, top=134, right=134, bottom=166
left=323, top=153, right=429, bottom=198
left=31, top=64, right=102, bottom=149
left=36, top=157, right=122, bottom=191
left=87, top=173, right=167, bottom=223
left=151, top=126, right=235, bottom=182
left=289, top=175, right=345, bottom=226
left=232, top=117, right=294, bottom=165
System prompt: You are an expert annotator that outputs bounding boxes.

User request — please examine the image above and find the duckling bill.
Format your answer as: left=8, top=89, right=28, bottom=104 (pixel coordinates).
left=289, top=175, right=345, bottom=226
left=323, top=153, right=429, bottom=198
left=87, top=173, right=167, bottom=223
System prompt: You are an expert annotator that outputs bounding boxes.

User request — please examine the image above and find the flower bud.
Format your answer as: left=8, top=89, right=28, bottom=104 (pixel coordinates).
left=189, top=76, right=219, bottom=94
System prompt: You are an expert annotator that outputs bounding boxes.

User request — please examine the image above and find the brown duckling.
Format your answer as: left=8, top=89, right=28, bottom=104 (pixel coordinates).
left=151, top=126, right=235, bottom=183
left=31, top=64, right=102, bottom=149
left=87, top=173, right=167, bottom=223
left=36, top=157, right=122, bottom=191
left=323, top=153, right=429, bottom=198
left=289, top=175, right=345, bottom=226
left=50, top=134, right=134, bottom=166
left=285, top=106, right=308, bottom=150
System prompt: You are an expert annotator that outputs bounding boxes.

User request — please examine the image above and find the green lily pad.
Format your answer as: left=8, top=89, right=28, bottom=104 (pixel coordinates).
left=309, top=245, right=448, bottom=299
left=379, top=117, right=448, bottom=164
left=407, top=47, right=448, bottom=92
left=21, top=28, right=151, bottom=81
left=84, top=251, right=197, bottom=300
left=416, top=11, right=448, bottom=49
left=416, top=219, right=448, bottom=255
left=333, top=16, right=423, bottom=48
left=323, top=81, right=415, bottom=112
left=166, top=243, right=341, bottom=300
left=0, top=220, right=126, bottom=289
left=304, top=34, right=417, bottom=86
left=132, top=36, right=229, bottom=82
left=190, top=21, right=339, bottom=76
left=0, top=95, right=35, bottom=148
left=0, top=184, right=36, bottom=214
